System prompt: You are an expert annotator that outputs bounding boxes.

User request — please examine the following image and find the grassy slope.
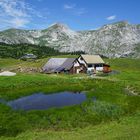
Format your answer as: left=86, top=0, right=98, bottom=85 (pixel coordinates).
left=0, top=55, right=78, bottom=69
left=0, top=57, right=140, bottom=139
left=104, top=58, right=140, bottom=95
left=1, top=112, right=140, bottom=140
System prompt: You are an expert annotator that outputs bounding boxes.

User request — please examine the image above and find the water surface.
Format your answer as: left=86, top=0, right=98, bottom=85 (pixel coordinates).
left=6, top=91, right=86, bottom=111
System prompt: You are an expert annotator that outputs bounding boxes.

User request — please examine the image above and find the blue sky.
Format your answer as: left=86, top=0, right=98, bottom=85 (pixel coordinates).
left=0, top=0, right=140, bottom=31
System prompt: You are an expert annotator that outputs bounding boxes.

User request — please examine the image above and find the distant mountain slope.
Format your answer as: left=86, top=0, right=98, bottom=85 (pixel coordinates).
left=0, top=21, right=140, bottom=58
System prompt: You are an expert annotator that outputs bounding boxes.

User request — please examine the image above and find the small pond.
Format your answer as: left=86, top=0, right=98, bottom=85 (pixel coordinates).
left=3, top=91, right=87, bottom=111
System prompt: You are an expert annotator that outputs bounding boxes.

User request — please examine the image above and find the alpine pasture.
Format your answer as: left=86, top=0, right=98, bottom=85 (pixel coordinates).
left=0, top=57, right=140, bottom=140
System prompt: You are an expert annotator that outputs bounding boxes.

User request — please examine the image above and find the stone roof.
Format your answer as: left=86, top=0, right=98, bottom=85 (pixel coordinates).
left=81, top=55, right=104, bottom=64
left=42, top=58, right=76, bottom=73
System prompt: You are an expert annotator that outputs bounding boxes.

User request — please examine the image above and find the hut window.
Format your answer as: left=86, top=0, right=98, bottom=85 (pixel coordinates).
left=95, top=64, right=103, bottom=67
left=88, top=64, right=92, bottom=67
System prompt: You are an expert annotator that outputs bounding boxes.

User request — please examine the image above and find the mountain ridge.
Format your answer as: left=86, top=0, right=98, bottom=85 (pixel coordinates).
left=0, top=21, right=140, bottom=58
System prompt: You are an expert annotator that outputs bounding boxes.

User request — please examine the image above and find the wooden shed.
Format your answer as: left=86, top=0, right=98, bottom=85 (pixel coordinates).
left=42, top=58, right=86, bottom=74
left=103, top=64, right=112, bottom=73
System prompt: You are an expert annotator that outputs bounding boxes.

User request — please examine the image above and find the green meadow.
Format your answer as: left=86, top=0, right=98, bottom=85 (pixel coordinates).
left=0, top=57, right=140, bottom=140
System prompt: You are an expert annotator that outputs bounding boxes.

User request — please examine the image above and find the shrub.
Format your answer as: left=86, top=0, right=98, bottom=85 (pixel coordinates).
left=82, top=101, right=124, bottom=120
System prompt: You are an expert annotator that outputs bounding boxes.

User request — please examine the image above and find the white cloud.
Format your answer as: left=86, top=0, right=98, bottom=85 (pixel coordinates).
left=0, top=1, right=27, bottom=17
left=64, top=4, right=87, bottom=16
left=0, top=0, right=45, bottom=28
left=64, top=4, right=76, bottom=9
left=75, top=8, right=87, bottom=16
left=0, top=0, right=30, bottom=28
left=106, top=15, right=116, bottom=20
left=10, top=18, right=29, bottom=27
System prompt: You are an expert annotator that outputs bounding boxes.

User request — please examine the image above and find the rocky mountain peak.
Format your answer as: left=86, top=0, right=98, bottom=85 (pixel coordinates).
left=45, top=23, right=71, bottom=32
left=0, top=21, right=140, bottom=58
